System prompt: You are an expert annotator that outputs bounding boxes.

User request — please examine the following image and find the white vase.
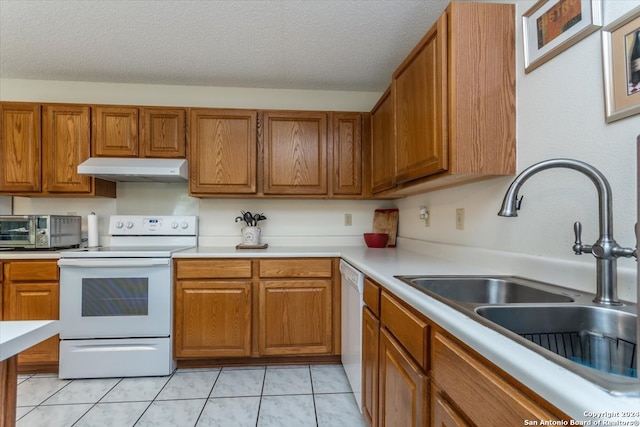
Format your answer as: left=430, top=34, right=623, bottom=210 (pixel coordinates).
left=241, top=226, right=261, bottom=245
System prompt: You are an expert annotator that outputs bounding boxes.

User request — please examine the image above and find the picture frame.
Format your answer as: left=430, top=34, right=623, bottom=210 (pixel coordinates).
left=523, top=0, right=603, bottom=73
left=601, top=6, right=640, bottom=123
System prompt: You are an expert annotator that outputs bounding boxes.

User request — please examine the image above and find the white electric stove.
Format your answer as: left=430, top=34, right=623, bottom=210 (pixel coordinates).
left=57, top=215, right=197, bottom=379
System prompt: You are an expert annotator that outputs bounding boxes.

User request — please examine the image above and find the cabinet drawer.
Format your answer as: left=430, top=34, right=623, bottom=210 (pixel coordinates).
left=363, top=277, right=380, bottom=315
left=433, top=331, right=563, bottom=424
left=259, top=259, right=332, bottom=278
left=380, top=291, right=428, bottom=370
left=175, top=259, right=252, bottom=279
left=7, top=261, right=58, bottom=281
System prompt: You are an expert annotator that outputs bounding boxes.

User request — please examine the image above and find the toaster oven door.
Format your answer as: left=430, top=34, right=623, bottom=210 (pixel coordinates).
left=0, top=216, right=35, bottom=248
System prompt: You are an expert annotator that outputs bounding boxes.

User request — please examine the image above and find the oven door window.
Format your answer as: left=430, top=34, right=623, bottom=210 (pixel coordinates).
left=82, top=278, right=148, bottom=316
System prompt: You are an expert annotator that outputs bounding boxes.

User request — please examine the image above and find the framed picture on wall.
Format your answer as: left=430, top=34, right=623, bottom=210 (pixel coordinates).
left=523, top=0, right=603, bottom=73
left=602, top=6, right=640, bottom=123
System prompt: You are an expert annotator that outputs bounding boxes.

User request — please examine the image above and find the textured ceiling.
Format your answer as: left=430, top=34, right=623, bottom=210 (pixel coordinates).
left=0, top=0, right=449, bottom=92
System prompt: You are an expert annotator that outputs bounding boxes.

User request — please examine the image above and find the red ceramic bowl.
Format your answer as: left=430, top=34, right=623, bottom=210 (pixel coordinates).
left=363, top=233, right=389, bottom=248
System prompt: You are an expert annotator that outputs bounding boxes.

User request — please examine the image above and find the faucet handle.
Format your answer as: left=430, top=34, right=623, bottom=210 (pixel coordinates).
left=573, top=221, right=592, bottom=255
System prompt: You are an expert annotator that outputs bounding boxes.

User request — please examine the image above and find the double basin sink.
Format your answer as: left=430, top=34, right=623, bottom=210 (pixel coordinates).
left=394, top=275, right=638, bottom=395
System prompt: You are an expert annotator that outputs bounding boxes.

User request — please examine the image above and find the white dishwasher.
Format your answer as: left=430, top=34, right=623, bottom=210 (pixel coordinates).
left=340, top=259, right=365, bottom=412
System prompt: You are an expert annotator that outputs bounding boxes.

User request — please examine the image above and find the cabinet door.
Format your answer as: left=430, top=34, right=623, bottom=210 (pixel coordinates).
left=378, top=328, right=428, bottom=427
left=433, top=393, right=471, bottom=427
left=92, top=106, right=139, bottom=157
left=393, top=14, right=447, bottom=184
left=362, top=306, right=379, bottom=426
left=189, top=109, right=257, bottom=194
left=3, top=282, right=59, bottom=364
left=263, top=111, right=327, bottom=195
left=331, top=112, right=362, bottom=196
left=174, top=280, right=252, bottom=358
left=140, top=107, right=186, bottom=158
left=42, top=104, right=92, bottom=193
left=0, top=103, right=41, bottom=193
left=370, top=89, right=395, bottom=194
left=258, top=279, right=332, bottom=355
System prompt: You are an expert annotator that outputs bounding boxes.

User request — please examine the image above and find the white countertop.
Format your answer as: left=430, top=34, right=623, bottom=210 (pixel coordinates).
left=177, top=242, right=640, bottom=421
left=0, top=321, right=59, bottom=361
left=4, top=242, right=639, bottom=420
left=0, top=250, right=62, bottom=260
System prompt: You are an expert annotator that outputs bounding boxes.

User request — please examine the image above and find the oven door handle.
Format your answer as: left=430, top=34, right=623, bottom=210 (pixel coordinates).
left=58, top=258, right=170, bottom=268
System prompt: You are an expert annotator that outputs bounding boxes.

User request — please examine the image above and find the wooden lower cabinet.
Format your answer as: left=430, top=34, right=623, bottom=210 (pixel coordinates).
left=378, top=328, right=428, bottom=427
left=258, top=279, right=332, bottom=355
left=174, top=280, right=252, bottom=358
left=363, top=276, right=569, bottom=427
left=2, top=261, right=59, bottom=368
left=433, top=393, right=470, bottom=427
left=362, top=306, right=379, bottom=427
left=432, top=331, right=566, bottom=425
left=174, top=257, right=338, bottom=361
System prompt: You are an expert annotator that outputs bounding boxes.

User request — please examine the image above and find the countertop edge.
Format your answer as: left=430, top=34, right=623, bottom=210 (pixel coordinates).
left=0, top=320, right=59, bottom=361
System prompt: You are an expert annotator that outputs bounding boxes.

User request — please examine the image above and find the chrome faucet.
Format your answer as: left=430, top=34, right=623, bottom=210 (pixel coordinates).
left=498, top=158, right=636, bottom=305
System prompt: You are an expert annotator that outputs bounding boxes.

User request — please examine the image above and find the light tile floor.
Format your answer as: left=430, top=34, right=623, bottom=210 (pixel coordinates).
left=16, top=364, right=366, bottom=427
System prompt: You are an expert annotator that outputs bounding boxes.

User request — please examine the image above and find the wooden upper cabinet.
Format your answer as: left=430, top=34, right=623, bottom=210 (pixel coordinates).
left=42, top=104, right=91, bottom=193
left=189, top=109, right=257, bottom=195
left=92, top=106, right=139, bottom=157
left=393, top=12, right=447, bottom=185
left=140, top=107, right=186, bottom=158
left=0, top=102, right=41, bottom=193
left=331, top=112, right=362, bottom=196
left=263, top=111, right=327, bottom=195
left=370, top=88, right=395, bottom=194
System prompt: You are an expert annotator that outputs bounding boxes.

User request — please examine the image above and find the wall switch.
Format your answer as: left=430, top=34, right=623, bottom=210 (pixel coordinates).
left=455, top=208, right=464, bottom=230
left=344, top=213, right=352, bottom=226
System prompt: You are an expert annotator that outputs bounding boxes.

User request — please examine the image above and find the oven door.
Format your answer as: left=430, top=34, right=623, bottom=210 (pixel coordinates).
left=0, top=216, right=36, bottom=248
left=58, top=258, right=171, bottom=339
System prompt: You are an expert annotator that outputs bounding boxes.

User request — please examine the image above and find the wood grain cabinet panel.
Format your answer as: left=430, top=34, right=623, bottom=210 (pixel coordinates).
left=189, top=109, right=257, bottom=194
left=92, top=106, right=139, bottom=157
left=393, top=13, right=447, bottom=185
left=370, top=88, right=395, bottom=194
left=362, top=306, right=379, bottom=427
left=3, top=261, right=59, bottom=367
left=174, top=280, right=252, bottom=358
left=378, top=327, right=428, bottom=427
left=258, top=280, right=332, bottom=355
left=141, top=107, right=186, bottom=158
left=432, top=331, right=564, bottom=425
left=433, top=393, right=471, bottom=427
left=263, top=111, right=327, bottom=195
left=331, top=112, right=362, bottom=196
left=0, top=103, right=41, bottom=193
left=42, top=104, right=92, bottom=193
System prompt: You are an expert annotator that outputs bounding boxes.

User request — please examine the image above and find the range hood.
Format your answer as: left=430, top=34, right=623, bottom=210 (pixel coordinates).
left=78, top=158, right=188, bottom=182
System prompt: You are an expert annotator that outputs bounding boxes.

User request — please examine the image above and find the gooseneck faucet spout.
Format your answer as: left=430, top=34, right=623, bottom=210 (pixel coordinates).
left=498, top=159, right=636, bottom=305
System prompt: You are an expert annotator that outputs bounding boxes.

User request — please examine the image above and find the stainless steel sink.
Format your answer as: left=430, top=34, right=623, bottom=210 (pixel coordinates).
left=401, top=276, right=574, bottom=304
left=393, top=275, right=639, bottom=395
left=476, top=305, right=637, bottom=379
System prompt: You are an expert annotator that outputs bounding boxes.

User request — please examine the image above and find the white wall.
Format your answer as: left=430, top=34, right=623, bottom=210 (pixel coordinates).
left=397, top=1, right=639, bottom=284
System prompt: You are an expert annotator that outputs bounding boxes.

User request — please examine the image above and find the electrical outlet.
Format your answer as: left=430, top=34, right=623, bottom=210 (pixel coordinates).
left=344, top=213, right=352, bottom=226
left=455, top=208, right=465, bottom=230
left=419, top=206, right=430, bottom=227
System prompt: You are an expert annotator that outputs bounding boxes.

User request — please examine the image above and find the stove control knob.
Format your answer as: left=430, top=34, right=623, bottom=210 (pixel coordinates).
left=171, top=222, right=179, bottom=229
left=181, top=222, right=189, bottom=229
left=126, top=221, right=134, bottom=229
left=116, top=221, right=124, bottom=229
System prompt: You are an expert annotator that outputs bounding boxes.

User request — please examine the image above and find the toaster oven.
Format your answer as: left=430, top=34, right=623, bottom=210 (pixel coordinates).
left=0, top=215, right=82, bottom=250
